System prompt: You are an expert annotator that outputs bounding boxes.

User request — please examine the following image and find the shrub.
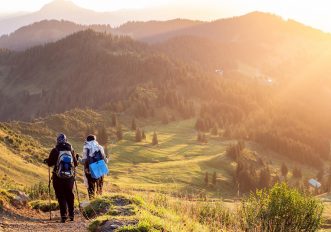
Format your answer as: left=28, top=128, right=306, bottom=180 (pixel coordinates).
left=30, top=200, right=59, bottom=212
left=240, top=183, right=323, bottom=232
left=83, top=197, right=113, bottom=219
left=197, top=201, right=234, bottom=228
left=24, top=181, right=55, bottom=200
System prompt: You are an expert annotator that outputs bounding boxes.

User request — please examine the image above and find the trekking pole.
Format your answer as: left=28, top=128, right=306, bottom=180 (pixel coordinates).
left=74, top=169, right=84, bottom=217
left=48, top=166, right=52, bottom=221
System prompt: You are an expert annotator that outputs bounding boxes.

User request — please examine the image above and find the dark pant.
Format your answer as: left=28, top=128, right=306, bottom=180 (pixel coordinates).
left=53, top=175, right=75, bottom=219
left=86, top=174, right=104, bottom=199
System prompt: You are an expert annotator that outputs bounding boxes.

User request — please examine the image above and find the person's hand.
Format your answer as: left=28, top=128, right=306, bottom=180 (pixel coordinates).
left=43, top=158, right=48, bottom=164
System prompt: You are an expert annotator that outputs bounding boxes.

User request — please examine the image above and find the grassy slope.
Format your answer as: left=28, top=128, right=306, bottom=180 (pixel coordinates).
left=107, top=119, right=235, bottom=196
left=0, top=127, right=48, bottom=188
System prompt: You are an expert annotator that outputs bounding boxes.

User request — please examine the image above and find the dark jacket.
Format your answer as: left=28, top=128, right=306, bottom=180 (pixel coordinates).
left=46, top=142, right=78, bottom=174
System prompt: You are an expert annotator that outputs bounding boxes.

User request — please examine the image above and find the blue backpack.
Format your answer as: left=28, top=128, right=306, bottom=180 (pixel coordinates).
left=56, top=150, right=74, bottom=179
left=87, top=150, right=109, bottom=179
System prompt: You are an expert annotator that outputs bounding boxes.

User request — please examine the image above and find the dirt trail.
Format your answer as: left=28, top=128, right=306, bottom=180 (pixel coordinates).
left=0, top=206, right=88, bottom=232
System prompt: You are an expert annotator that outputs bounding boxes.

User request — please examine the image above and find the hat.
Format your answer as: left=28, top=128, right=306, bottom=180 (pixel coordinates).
left=86, top=134, right=96, bottom=142
left=57, top=133, right=67, bottom=144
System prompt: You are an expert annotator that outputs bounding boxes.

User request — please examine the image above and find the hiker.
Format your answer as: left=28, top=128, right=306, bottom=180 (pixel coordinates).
left=80, top=135, right=108, bottom=199
left=44, top=133, right=78, bottom=223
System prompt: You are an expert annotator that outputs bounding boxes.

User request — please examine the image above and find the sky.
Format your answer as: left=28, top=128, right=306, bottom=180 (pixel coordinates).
left=0, top=0, right=330, bottom=32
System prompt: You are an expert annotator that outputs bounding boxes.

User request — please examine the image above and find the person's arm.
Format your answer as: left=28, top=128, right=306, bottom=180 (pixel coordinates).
left=45, top=148, right=58, bottom=167
left=100, top=146, right=108, bottom=163
left=71, top=150, right=78, bottom=167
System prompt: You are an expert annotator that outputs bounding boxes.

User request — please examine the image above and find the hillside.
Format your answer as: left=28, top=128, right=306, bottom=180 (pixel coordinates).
left=0, top=30, right=200, bottom=120
left=0, top=124, right=47, bottom=188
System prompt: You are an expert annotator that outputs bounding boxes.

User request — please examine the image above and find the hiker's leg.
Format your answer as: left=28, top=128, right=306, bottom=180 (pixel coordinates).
left=97, top=176, right=104, bottom=195
left=65, top=178, right=75, bottom=220
left=53, top=177, right=68, bottom=220
left=86, top=174, right=96, bottom=199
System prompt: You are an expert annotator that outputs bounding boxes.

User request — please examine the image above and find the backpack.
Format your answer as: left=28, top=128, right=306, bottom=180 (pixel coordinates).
left=87, top=150, right=103, bottom=165
left=56, top=150, right=74, bottom=179
left=86, top=149, right=108, bottom=179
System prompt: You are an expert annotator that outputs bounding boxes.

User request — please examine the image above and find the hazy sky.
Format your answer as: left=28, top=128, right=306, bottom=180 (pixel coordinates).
left=0, top=0, right=331, bottom=32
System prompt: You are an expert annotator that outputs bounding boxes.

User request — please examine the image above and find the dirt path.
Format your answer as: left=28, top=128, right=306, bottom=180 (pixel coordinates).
left=0, top=206, right=88, bottom=232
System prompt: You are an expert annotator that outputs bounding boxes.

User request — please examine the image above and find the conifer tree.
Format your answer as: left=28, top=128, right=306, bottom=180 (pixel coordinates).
left=212, top=171, right=217, bottom=185
left=116, top=124, right=123, bottom=141
left=111, top=113, right=118, bottom=127
left=204, top=172, right=209, bottom=185
left=197, top=132, right=202, bottom=142
left=293, top=167, right=302, bottom=179
left=259, top=167, right=271, bottom=188
left=281, top=163, right=288, bottom=178
left=152, top=131, right=158, bottom=145
left=131, top=118, right=137, bottom=131
left=142, top=130, right=146, bottom=140
left=317, top=169, right=324, bottom=181
left=211, top=126, right=218, bottom=136
left=135, top=128, right=142, bottom=142
left=97, top=126, right=108, bottom=146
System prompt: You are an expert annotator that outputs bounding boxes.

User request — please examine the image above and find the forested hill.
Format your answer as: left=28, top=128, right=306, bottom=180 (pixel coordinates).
left=0, top=30, right=202, bottom=120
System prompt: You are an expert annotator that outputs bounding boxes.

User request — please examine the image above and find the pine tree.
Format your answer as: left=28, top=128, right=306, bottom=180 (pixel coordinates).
left=317, top=169, right=324, bottom=181
left=201, top=133, right=208, bottom=143
left=135, top=128, right=142, bottom=142
left=259, top=167, right=271, bottom=188
left=131, top=118, right=137, bottom=131
left=293, top=167, right=302, bottom=179
left=211, top=126, right=218, bottom=136
left=152, top=131, right=158, bottom=145
left=111, top=113, right=118, bottom=127
left=197, top=132, right=202, bottom=142
left=116, top=124, right=123, bottom=141
left=281, top=163, right=288, bottom=178
left=142, top=130, right=146, bottom=140
left=97, top=126, right=108, bottom=146
left=212, top=171, right=217, bottom=185
left=204, top=172, right=209, bottom=185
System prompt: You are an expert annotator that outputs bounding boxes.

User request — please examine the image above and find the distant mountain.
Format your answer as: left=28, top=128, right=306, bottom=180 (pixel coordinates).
left=0, top=20, right=113, bottom=51
left=0, top=19, right=201, bottom=51
left=0, top=0, right=208, bottom=37
left=0, top=0, right=122, bottom=36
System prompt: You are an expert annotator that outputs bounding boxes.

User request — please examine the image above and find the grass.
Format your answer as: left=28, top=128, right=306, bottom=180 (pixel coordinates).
left=106, top=119, right=236, bottom=196
left=29, top=200, right=59, bottom=212
left=87, top=191, right=237, bottom=232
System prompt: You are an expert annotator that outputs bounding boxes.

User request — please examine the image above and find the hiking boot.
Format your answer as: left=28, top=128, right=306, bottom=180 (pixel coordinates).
left=69, top=217, right=74, bottom=221
left=61, top=218, right=67, bottom=223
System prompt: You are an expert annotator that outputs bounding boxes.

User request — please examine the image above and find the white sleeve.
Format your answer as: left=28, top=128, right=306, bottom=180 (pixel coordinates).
left=99, top=146, right=108, bottom=163
left=82, top=147, right=88, bottom=160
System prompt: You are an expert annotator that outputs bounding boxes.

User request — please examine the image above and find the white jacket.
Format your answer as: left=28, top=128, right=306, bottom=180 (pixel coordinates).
left=82, top=140, right=107, bottom=162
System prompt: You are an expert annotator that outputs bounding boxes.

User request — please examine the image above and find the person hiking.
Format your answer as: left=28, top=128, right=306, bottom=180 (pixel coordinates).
left=44, top=133, right=78, bottom=223
left=80, top=134, right=108, bottom=199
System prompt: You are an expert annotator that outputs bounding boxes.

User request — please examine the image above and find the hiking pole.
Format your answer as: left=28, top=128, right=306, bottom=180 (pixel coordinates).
left=74, top=169, right=84, bottom=217
left=48, top=166, right=52, bottom=221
